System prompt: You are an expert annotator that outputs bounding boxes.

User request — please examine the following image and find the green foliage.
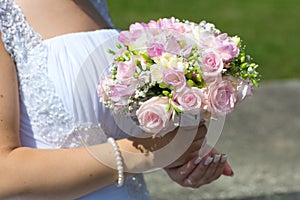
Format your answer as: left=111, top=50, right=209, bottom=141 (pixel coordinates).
left=227, top=44, right=260, bottom=87
left=108, top=0, right=300, bottom=80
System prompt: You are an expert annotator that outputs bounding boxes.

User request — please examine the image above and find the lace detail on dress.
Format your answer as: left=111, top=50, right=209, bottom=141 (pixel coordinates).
left=62, top=124, right=107, bottom=148
left=0, top=0, right=75, bottom=148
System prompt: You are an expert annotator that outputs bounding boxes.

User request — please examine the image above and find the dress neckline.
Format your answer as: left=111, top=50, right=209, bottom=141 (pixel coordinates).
left=13, top=0, right=114, bottom=43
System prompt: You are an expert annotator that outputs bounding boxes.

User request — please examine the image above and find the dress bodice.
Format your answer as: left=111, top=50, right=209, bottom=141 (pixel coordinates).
left=0, top=0, right=151, bottom=199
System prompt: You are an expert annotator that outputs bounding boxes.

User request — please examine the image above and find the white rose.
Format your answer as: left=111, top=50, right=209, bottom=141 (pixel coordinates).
left=150, top=64, right=166, bottom=83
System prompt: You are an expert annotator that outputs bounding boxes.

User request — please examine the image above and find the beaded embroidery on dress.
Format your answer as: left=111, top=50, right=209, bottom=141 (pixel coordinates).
left=0, top=0, right=151, bottom=199
left=0, top=0, right=75, bottom=148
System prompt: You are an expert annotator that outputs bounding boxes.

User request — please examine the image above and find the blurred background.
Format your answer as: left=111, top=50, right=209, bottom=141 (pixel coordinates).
left=107, top=0, right=300, bottom=199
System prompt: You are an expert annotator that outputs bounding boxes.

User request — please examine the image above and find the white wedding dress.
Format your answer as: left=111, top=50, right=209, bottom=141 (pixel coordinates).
left=0, top=0, right=151, bottom=199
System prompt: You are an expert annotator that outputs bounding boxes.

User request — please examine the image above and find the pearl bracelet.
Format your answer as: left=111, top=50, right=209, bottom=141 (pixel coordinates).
left=107, top=137, right=124, bottom=187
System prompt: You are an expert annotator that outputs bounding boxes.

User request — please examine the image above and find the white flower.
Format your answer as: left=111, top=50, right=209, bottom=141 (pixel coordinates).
left=154, top=53, right=178, bottom=68
left=176, top=61, right=188, bottom=71
left=139, top=71, right=151, bottom=85
left=150, top=64, right=166, bottom=83
left=153, top=53, right=188, bottom=71
left=231, top=36, right=241, bottom=46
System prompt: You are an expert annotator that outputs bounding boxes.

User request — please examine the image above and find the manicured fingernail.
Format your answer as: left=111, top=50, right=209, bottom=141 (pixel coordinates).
left=221, top=154, right=228, bottom=163
left=194, top=157, right=202, bottom=165
left=213, top=154, right=221, bottom=163
left=204, top=157, right=213, bottom=166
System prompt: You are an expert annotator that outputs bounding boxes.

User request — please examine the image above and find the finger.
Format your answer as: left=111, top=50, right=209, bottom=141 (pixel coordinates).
left=207, top=154, right=227, bottom=182
left=208, top=151, right=234, bottom=177
left=196, top=154, right=222, bottom=184
left=178, top=156, right=203, bottom=179
left=223, top=158, right=234, bottom=177
left=183, top=156, right=213, bottom=187
left=165, top=156, right=201, bottom=184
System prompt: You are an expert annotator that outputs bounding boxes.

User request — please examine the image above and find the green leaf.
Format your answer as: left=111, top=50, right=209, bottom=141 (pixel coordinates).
left=136, top=59, right=141, bottom=67
left=166, top=102, right=172, bottom=111
left=107, top=49, right=116, bottom=55
left=116, top=43, right=122, bottom=49
left=140, top=53, right=154, bottom=64
left=173, top=106, right=182, bottom=115
left=116, top=57, right=126, bottom=62
left=252, top=79, right=259, bottom=87
left=240, top=63, right=248, bottom=69
left=125, top=51, right=131, bottom=58
left=162, top=90, right=170, bottom=96
left=187, top=79, right=195, bottom=87
left=159, top=83, right=168, bottom=89
left=186, top=72, right=193, bottom=79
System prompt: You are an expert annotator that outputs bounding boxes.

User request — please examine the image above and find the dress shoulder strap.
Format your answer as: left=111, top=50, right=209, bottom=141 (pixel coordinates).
left=88, top=0, right=114, bottom=28
left=0, top=0, right=43, bottom=61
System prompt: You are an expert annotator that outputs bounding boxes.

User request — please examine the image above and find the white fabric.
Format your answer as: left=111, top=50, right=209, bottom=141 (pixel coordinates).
left=38, top=30, right=151, bottom=199
left=0, top=0, right=151, bottom=198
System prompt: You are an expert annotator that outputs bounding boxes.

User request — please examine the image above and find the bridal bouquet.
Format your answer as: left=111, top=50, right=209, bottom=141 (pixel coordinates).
left=98, top=17, right=260, bottom=135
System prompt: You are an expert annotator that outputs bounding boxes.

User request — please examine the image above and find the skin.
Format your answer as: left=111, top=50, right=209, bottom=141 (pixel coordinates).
left=0, top=0, right=233, bottom=199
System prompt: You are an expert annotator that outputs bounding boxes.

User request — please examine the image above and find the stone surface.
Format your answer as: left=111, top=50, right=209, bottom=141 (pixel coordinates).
left=144, top=80, right=300, bottom=200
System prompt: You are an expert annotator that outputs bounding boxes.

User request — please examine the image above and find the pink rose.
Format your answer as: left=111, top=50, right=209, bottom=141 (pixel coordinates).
left=173, top=87, right=205, bottom=115
left=201, top=49, right=224, bottom=77
left=136, top=97, right=173, bottom=134
left=217, top=34, right=240, bottom=62
left=116, top=58, right=136, bottom=84
left=109, top=84, right=135, bottom=102
left=162, top=68, right=186, bottom=92
left=224, top=76, right=253, bottom=103
left=207, top=79, right=237, bottom=117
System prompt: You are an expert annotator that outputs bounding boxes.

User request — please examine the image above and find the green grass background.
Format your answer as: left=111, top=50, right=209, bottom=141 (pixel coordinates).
left=107, top=0, right=300, bottom=81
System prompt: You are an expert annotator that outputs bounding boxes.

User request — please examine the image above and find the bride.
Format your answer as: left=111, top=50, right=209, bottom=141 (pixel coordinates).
left=0, top=0, right=234, bottom=199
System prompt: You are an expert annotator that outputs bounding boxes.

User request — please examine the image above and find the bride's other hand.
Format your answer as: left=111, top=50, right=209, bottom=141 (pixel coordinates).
left=164, top=147, right=234, bottom=188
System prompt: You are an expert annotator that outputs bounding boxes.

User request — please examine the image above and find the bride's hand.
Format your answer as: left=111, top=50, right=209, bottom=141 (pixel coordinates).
left=164, top=147, right=234, bottom=188
left=164, top=123, right=207, bottom=168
